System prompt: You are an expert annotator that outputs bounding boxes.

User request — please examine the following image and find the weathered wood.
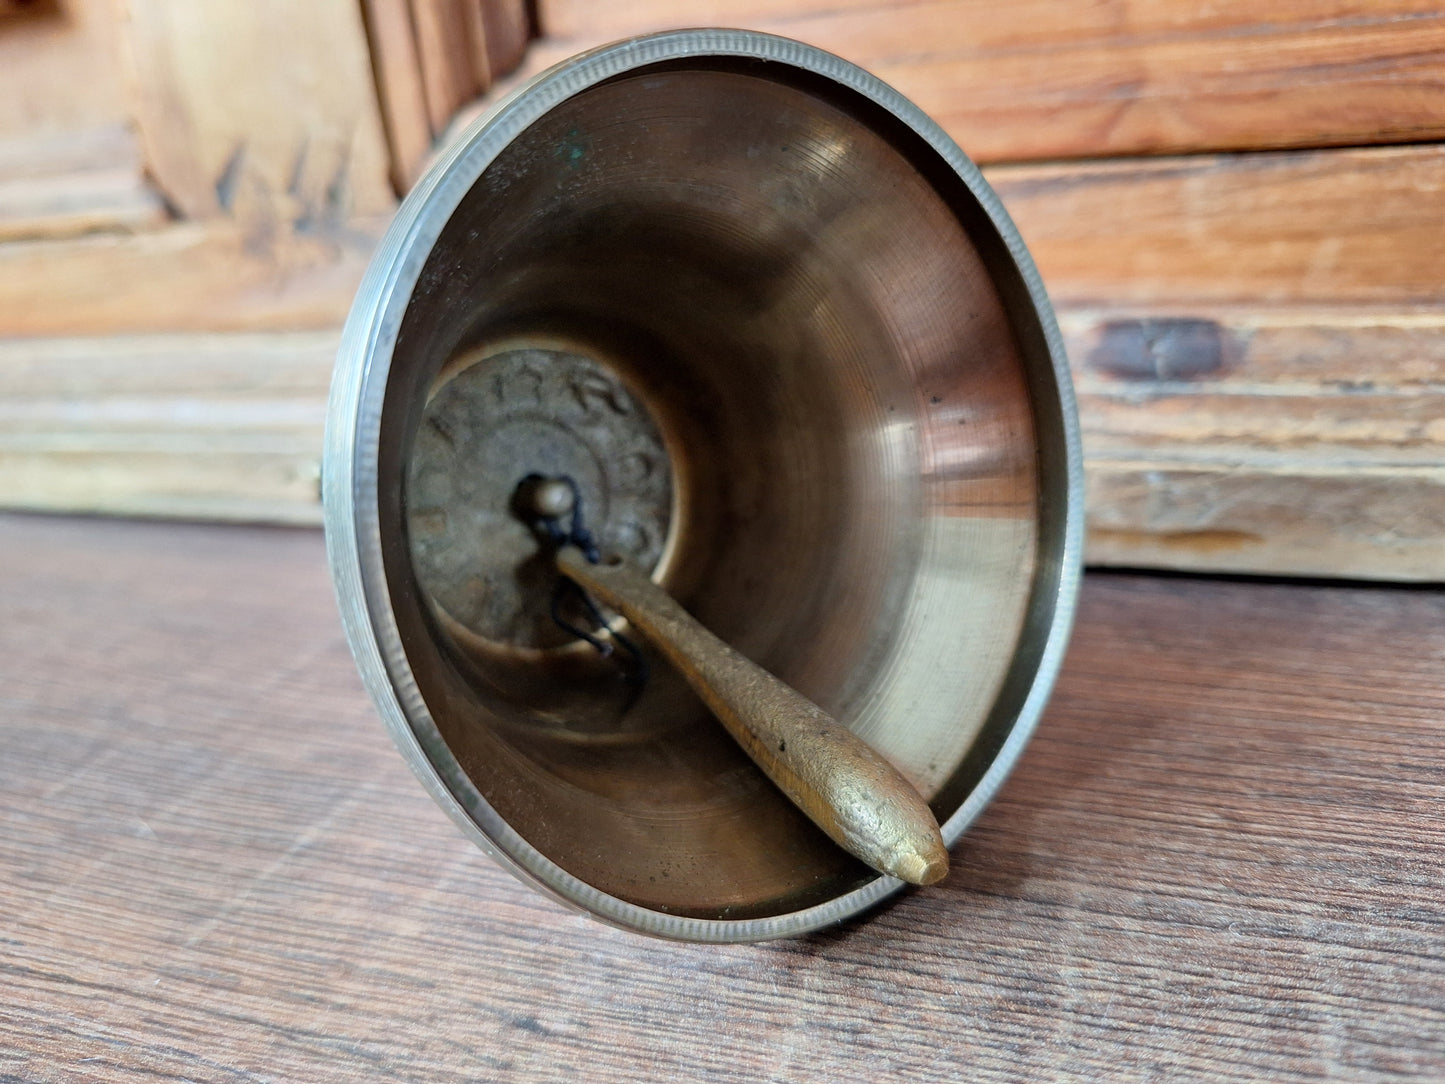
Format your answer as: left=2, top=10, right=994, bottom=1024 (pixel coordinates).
left=1, top=514, right=1442, bottom=1080
left=0, top=0, right=163, bottom=241
left=117, top=0, right=395, bottom=222
left=1062, top=306, right=1445, bottom=578
left=409, top=0, right=489, bottom=134
left=1, top=304, right=1439, bottom=579
left=4, top=138, right=1440, bottom=337
left=0, top=333, right=333, bottom=523
left=993, top=145, right=1445, bottom=307
left=533, top=0, right=1445, bottom=163
left=361, top=0, right=435, bottom=192
left=1086, top=462, right=1445, bottom=579
left=0, top=124, right=166, bottom=241
left=0, top=214, right=387, bottom=335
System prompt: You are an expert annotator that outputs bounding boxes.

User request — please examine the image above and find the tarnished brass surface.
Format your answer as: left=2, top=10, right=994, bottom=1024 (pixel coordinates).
left=327, top=31, right=1083, bottom=940
left=558, top=547, right=948, bottom=885
left=408, top=341, right=672, bottom=653
left=381, top=58, right=1046, bottom=921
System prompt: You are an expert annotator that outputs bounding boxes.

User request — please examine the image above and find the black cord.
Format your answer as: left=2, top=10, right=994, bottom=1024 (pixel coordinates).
left=517, top=474, right=650, bottom=692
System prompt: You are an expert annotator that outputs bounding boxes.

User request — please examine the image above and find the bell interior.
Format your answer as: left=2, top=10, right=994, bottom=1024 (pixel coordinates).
left=376, top=60, right=1047, bottom=920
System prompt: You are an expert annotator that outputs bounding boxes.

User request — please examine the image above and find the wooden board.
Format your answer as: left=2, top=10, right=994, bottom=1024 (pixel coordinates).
left=117, top=0, right=395, bottom=222
left=0, top=214, right=388, bottom=336
left=1, top=513, right=1442, bottom=1080
left=0, top=124, right=166, bottom=242
left=1065, top=306, right=1445, bottom=578
left=0, top=0, right=166, bottom=239
left=361, top=0, right=435, bottom=192
left=0, top=332, right=334, bottom=523
left=532, top=0, right=1445, bottom=163
left=3, top=140, right=1439, bottom=336
left=359, top=0, right=534, bottom=186
left=0, top=304, right=1438, bottom=580
left=993, top=145, right=1445, bottom=308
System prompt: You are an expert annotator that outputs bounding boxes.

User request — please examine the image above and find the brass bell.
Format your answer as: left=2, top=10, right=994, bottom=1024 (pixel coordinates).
left=324, top=29, right=1083, bottom=941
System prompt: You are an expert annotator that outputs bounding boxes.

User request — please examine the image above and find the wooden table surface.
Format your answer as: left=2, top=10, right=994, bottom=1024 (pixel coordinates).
left=2, top=513, right=1442, bottom=1082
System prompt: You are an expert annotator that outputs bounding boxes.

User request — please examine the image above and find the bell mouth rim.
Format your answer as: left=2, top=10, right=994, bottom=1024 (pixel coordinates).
left=324, top=27, right=1084, bottom=943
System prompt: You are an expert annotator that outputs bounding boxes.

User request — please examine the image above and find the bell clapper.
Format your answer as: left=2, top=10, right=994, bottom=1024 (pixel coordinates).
left=514, top=474, right=949, bottom=887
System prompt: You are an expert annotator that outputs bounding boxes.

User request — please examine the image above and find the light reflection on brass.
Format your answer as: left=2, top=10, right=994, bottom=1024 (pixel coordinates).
left=327, top=31, right=1083, bottom=939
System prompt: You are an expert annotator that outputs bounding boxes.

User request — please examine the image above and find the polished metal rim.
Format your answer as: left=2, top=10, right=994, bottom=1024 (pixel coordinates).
left=323, top=28, right=1084, bottom=942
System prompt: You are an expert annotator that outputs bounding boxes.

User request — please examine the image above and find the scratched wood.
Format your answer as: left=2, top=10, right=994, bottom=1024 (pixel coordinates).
left=531, top=0, right=1445, bottom=163
left=1, top=513, right=1442, bottom=1081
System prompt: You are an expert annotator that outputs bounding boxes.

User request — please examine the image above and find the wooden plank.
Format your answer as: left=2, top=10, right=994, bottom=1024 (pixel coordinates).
left=0, top=0, right=129, bottom=141
left=2, top=143, right=1438, bottom=331
left=0, top=333, right=333, bottom=523
left=117, top=0, right=395, bottom=221
left=0, top=125, right=166, bottom=241
left=1086, top=462, right=1445, bottom=579
left=361, top=0, right=435, bottom=192
left=2, top=513, right=1443, bottom=1078
left=0, top=0, right=163, bottom=242
left=532, top=0, right=1445, bottom=162
left=992, top=145, right=1445, bottom=307
left=0, top=214, right=387, bottom=335
left=1, top=306, right=1439, bottom=579
left=1061, top=306, right=1445, bottom=579
left=478, top=0, right=532, bottom=82
left=0, top=132, right=1439, bottom=577
left=409, top=0, right=489, bottom=135
left=360, top=0, right=532, bottom=187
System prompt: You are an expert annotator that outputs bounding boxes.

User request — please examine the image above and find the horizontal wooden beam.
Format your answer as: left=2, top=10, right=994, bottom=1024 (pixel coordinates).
left=532, top=0, right=1445, bottom=163
left=1064, top=306, right=1445, bottom=579
left=0, top=332, right=334, bottom=523
left=993, top=145, right=1445, bottom=307
left=3, top=143, right=1440, bottom=336
left=0, top=125, right=166, bottom=242
left=1, top=304, right=1439, bottom=580
left=0, top=214, right=388, bottom=335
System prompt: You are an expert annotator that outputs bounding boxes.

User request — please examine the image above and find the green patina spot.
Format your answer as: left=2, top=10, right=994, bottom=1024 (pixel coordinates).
left=555, top=127, right=587, bottom=167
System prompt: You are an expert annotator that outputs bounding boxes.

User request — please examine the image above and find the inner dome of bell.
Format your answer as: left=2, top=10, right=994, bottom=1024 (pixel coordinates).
left=381, top=62, right=1041, bottom=919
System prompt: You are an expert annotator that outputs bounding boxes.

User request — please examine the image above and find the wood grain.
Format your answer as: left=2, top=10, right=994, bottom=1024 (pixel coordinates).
left=0, top=124, right=166, bottom=242
left=0, top=214, right=388, bottom=335
left=1, top=301, right=1440, bottom=579
left=3, top=140, right=1439, bottom=337
left=0, top=332, right=334, bottom=522
left=994, top=145, right=1445, bottom=308
left=1065, top=305, right=1445, bottom=579
left=0, top=514, right=1441, bottom=1080
left=361, top=0, right=435, bottom=192
left=532, top=0, right=1445, bottom=162
left=117, top=0, right=395, bottom=222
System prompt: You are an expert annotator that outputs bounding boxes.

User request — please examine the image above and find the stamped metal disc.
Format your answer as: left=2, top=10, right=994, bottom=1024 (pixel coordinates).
left=407, top=342, right=673, bottom=653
